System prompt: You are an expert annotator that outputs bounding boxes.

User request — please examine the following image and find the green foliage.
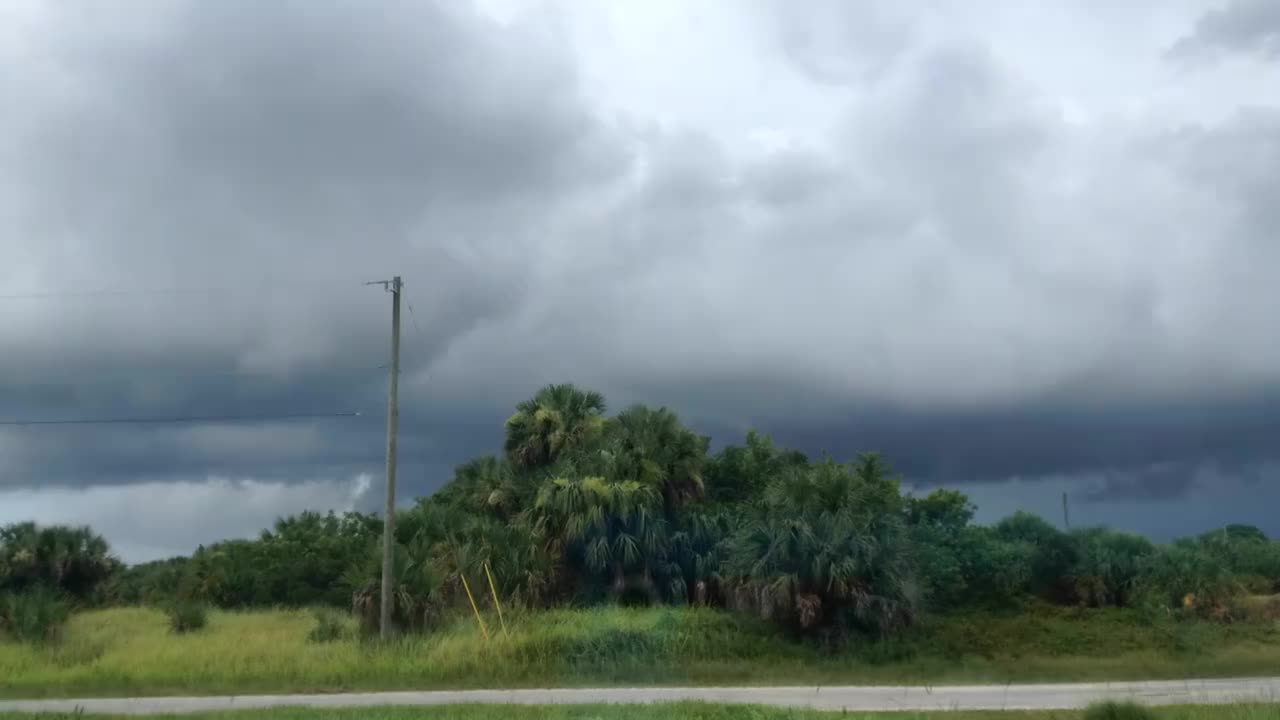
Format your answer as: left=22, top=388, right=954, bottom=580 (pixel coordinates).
left=307, top=608, right=348, bottom=643
left=1067, top=528, right=1156, bottom=608
left=0, top=522, right=119, bottom=602
left=347, top=532, right=453, bottom=635
left=433, top=456, right=526, bottom=521
left=1192, top=530, right=1280, bottom=592
left=724, top=454, right=918, bottom=638
left=8, top=605, right=1280, bottom=701
left=1084, top=701, right=1156, bottom=720
left=504, top=383, right=607, bottom=470
left=610, top=404, right=710, bottom=517
left=994, top=512, right=1077, bottom=602
left=704, top=430, right=806, bottom=507
left=166, top=601, right=208, bottom=634
left=0, top=523, right=115, bottom=644
left=906, top=488, right=976, bottom=530
left=180, top=511, right=380, bottom=609
left=913, top=523, right=1034, bottom=609
left=1134, top=543, right=1243, bottom=618
left=0, top=587, right=71, bottom=644
left=103, top=557, right=189, bottom=606
left=6, top=383, right=1279, bottom=650
left=536, top=475, right=669, bottom=602
left=1201, top=524, right=1268, bottom=544
left=906, top=489, right=1034, bottom=609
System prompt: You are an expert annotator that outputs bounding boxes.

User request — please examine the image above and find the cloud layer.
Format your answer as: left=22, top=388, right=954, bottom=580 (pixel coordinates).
left=3, top=0, right=1279, bottom=558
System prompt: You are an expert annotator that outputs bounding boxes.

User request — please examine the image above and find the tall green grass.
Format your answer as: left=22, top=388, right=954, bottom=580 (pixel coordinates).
left=1, top=605, right=1278, bottom=699
left=2, top=703, right=1280, bottom=720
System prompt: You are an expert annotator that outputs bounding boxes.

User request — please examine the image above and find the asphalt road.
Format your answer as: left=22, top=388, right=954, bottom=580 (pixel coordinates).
left=2, top=678, right=1278, bottom=715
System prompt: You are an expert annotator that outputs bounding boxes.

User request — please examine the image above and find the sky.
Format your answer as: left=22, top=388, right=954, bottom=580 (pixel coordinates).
left=2, top=0, right=1279, bottom=562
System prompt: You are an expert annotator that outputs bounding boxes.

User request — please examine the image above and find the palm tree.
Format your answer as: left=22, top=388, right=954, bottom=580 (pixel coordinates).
left=535, top=475, right=669, bottom=601
left=0, top=523, right=118, bottom=602
left=611, top=405, right=709, bottom=518
left=348, top=535, right=445, bottom=634
left=725, top=456, right=918, bottom=637
left=504, top=384, right=608, bottom=470
left=444, top=455, right=524, bottom=520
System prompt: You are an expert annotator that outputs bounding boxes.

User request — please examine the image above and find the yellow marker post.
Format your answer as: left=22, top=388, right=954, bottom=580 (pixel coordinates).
left=484, top=561, right=509, bottom=639
left=460, top=574, right=490, bottom=641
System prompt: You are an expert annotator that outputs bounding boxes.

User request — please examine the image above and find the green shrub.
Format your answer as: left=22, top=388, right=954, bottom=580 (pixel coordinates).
left=1135, top=544, right=1243, bottom=619
left=1068, top=528, right=1156, bottom=608
left=167, top=601, right=209, bottom=634
left=994, top=511, right=1077, bottom=602
left=1084, top=700, right=1155, bottom=720
left=307, top=608, right=348, bottom=643
left=724, top=454, right=917, bottom=638
left=0, top=588, right=71, bottom=644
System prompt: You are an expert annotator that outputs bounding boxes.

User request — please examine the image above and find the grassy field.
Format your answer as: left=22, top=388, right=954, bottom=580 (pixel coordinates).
left=3, top=704, right=1280, bottom=720
left=2, top=605, right=1279, bottom=699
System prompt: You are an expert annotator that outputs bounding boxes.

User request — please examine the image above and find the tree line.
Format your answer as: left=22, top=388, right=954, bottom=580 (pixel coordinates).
left=5, top=383, right=1280, bottom=642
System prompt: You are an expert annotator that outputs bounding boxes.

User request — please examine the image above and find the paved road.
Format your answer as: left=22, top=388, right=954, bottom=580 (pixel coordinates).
left=2, top=678, right=1278, bottom=715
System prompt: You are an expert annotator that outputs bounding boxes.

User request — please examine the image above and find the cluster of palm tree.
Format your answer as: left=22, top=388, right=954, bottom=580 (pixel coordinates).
left=0, top=523, right=119, bottom=602
left=8, top=383, right=1280, bottom=644
left=338, top=383, right=928, bottom=637
left=0, top=523, right=120, bottom=641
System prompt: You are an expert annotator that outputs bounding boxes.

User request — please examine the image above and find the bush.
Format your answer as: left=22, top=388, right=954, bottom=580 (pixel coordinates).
left=307, top=608, right=348, bottom=643
left=167, top=602, right=209, bottom=634
left=1135, top=544, right=1243, bottom=619
left=1084, top=700, right=1155, bottom=720
left=724, top=454, right=918, bottom=638
left=0, top=588, right=71, bottom=644
left=0, top=522, right=120, bottom=603
left=349, top=540, right=446, bottom=636
left=994, top=512, right=1076, bottom=602
left=1068, top=528, right=1156, bottom=608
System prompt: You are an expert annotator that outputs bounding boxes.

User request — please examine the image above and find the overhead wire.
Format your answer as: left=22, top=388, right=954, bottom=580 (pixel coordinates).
left=0, top=412, right=362, bottom=427
left=1, top=282, right=390, bottom=428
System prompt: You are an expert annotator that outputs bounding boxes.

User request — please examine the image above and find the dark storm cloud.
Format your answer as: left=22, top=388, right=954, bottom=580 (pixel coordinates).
left=1, top=0, right=622, bottom=492
left=1082, top=464, right=1200, bottom=504
left=1168, top=0, right=1280, bottom=61
left=4, top=1, right=1280, bottom=558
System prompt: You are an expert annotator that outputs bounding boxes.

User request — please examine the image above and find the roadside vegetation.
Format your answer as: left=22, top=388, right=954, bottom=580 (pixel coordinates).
left=3, top=701, right=1280, bottom=720
left=3, top=384, right=1280, bottom=698
left=4, top=605, right=1280, bottom=699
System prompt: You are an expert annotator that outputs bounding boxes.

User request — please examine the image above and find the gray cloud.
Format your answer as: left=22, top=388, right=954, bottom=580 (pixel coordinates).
left=1169, top=0, right=1280, bottom=61
left=3, top=0, right=1280, bottom=555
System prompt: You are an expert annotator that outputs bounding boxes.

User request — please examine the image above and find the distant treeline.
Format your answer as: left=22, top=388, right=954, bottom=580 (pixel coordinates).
left=5, top=384, right=1279, bottom=642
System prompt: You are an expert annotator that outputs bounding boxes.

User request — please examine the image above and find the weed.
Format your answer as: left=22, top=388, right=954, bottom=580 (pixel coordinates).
left=307, top=609, right=349, bottom=644
left=3, top=606, right=1280, bottom=699
left=166, top=602, right=208, bottom=634
left=0, top=588, right=71, bottom=644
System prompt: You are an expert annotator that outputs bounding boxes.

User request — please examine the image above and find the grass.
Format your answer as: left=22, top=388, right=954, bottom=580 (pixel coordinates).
left=1, top=605, right=1279, bottom=699
left=2, top=704, right=1280, bottom=720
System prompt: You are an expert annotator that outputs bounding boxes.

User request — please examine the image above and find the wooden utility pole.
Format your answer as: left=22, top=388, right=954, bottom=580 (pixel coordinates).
left=367, top=276, right=402, bottom=639
left=1062, top=491, right=1070, bottom=530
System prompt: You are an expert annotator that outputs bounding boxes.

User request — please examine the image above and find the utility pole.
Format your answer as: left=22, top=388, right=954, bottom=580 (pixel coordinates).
left=1062, top=491, right=1070, bottom=530
left=367, top=276, right=402, bottom=640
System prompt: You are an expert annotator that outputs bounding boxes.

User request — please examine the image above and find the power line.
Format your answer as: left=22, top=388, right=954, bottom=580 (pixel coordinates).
left=0, top=288, right=237, bottom=300
left=0, top=411, right=361, bottom=427
left=6, top=364, right=389, bottom=382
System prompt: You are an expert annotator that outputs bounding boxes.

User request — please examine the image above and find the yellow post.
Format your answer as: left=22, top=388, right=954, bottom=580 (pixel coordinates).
left=484, top=561, right=509, bottom=639
left=460, top=574, right=490, bottom=641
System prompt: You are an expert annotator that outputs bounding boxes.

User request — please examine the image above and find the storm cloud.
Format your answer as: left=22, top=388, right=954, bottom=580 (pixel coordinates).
left=3, top=0, right=1279, bottom=560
